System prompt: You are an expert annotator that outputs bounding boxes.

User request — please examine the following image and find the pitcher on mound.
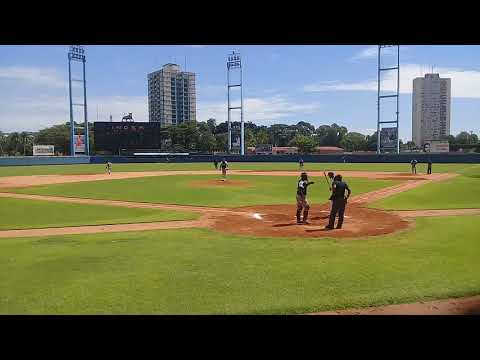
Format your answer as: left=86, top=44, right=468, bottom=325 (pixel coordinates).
left=220, top=158, right=229, bottom=181
left=296, top=172, right=314, bottom=224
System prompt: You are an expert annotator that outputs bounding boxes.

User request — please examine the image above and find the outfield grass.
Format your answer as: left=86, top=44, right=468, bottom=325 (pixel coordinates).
left=0, top=197, right=197, bottom=230
left=12, top=174, right=399, bottom=207
left=0, top=162, right=476, bottom=177
left=0, top=215, right=479, bottom=314
left=371, top=166, right=480, bottom=210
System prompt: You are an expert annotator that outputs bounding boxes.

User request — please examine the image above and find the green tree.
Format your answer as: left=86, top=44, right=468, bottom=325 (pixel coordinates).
left=295, top=121, right=315, bottom=136
left=365, top=132, right=378, bottom=151
left=456, top=131, right=472, bottom=145
left=245, top=128, right=256, bottom=147
left=289, top=134, right=316, bottom=154
left=255, top=129, right=269, bottom=145
left=206, top=118, right=216, bottom=133
left=35, top=124, right=71, bottom=155
left=340, top=132, right=367, bottom=152
left=214, top=133, right=228, bottom=152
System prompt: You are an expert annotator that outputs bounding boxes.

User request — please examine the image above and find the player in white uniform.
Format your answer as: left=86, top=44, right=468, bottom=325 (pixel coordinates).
left=106, top=161, right=112, bottom=175
left=296, top=172, right=315, bottom=224
left=220, top=159, right=229, bottom=181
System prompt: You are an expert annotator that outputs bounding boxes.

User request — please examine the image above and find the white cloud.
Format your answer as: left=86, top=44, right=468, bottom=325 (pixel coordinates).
left=304, top=63, right=480, bottom=98
left=197, top=95, right=321, bottom=125
left=0, top=66, right=66, bottom=88
left=0, top=91, right=148, bottom=132
left=350, top=45, right=408, bottom=62
left=304, top=80, right=377, bottom=92
left=351, top=128, right=377, bottom=136
left=351, top=46, right=379, bottom=61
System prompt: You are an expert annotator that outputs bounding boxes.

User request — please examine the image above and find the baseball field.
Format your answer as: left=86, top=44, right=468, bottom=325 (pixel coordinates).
left=0, top=161, right=479, bottom=314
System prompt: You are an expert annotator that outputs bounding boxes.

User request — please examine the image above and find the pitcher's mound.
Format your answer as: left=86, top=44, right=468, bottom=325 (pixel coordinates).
left=212, top=204, right=411, bottom=239
left=189, top=179, right=252, bottom=188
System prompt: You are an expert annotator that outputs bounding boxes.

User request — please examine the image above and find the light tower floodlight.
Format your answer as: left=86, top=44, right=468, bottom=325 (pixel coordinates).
left=68, top=45, right=89, bottom=156
left=227, top=51, right=244, bottom=155
left=377, top=45, right=400, bottom=154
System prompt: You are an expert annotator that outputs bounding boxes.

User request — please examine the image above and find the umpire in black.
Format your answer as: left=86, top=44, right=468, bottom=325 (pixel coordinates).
left=325, top=174, right=351, bottom=230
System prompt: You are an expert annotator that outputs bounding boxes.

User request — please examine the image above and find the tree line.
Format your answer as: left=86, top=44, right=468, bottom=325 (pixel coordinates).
left=1, top=119, right=479, bottom=156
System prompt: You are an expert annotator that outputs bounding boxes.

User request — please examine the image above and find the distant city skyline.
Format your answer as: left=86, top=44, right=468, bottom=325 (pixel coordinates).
left=1, top=45, right=480, bottom=141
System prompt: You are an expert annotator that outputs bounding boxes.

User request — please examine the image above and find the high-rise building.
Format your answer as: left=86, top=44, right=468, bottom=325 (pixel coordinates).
left=412, top=73, right=451, bottom=147
left=148, top=63, right=196, bottom=126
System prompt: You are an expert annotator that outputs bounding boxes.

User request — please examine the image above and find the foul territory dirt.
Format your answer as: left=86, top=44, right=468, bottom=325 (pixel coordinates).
left=309, top=295, right=480, bottom=315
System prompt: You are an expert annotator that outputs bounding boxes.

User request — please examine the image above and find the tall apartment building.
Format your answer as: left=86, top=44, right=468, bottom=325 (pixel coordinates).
left=148, top=63, right=196, bottom=126
left=412, top=73, right=451, bottom=147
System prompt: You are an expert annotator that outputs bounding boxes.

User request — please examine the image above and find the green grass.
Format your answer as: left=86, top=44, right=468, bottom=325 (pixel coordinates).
left=0, top=197, right=197, bottom=230
left=12, top=174, right=398, bottom=207
left=0, top=215, right=479, bottom=314
left=371, top=167, right=480, bottom=210
left=0, top=162, right=476, bottom=177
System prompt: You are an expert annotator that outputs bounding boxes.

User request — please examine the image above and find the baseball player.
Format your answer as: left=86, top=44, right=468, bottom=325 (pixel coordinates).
left=106, top=161, right=112, bottom=175
left=410, top=159, right=418, bottom=174
left=219, top=158, right=229, bottom=181
left=324, top=171, right=335, bottom=191
left=296, top=172, right=315, bottom=224
left=299, top=158, right=304, bottom=170
left=325, top=174, right=351, bottom=230
left=213, top=158, right=219, bottom=169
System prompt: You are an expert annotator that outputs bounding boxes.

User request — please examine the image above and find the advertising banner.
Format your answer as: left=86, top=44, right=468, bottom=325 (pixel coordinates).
left=380, top=127, right=398, bottom=149
left=74, top=135, right=85, bottom=153
left=33, top=145, right=55, bottom=156
left=424, top=140, right=449, bottom=153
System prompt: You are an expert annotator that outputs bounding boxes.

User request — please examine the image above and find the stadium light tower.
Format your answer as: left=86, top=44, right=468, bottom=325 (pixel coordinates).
left=227, top=51, right=244, bottom=155
left=377, top=45, right=400, bottom=154
left=68, top=45, right=89, bottom=156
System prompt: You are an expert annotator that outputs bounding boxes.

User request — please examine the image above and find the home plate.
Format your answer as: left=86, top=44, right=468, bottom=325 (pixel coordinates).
left=251, top=213, right=263, bottom=220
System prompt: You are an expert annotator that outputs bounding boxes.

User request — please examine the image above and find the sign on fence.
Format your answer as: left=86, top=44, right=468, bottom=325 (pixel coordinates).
left=33, top=145, right=55, bottom=156
left=380, top=127, right=398, bottom=149
left=424, top=140, right=450, bottom=153
left=74, top=135, right=85, bottom=153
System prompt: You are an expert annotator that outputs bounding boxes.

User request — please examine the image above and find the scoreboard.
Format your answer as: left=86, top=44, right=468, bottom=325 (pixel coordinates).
left=94, top=122, right=163, bottom=154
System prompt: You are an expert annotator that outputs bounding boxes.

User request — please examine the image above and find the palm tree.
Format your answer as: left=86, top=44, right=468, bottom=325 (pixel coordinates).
left=20, top=132, right=29, bottom=156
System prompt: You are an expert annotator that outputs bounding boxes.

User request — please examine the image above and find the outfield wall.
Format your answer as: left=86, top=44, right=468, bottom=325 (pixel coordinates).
left=91, top=153, right=480, bottom=164
left=1, top=153, right=479, bottom=167
left=0, top=156, right=90, bottom=166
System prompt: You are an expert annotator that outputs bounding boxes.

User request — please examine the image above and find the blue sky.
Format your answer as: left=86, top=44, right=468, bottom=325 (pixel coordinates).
left=1, top=45, right=479, bottom=141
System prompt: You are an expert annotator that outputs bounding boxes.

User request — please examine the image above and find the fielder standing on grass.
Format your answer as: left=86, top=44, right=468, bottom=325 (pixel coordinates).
left=427, top=159, right=432, bottom=175
left=106, top=161, right=112, bottom=175
left=299, top=158, right=304, bottom=170
left=325, top=174, right=351, bottom=230
left=296, top=172, right=314, bottom=224
left=220, top=158, right=229, bottom=181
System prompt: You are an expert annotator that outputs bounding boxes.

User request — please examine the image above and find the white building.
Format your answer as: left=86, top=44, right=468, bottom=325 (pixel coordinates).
left=148, top=64, right=196, bottom=126
left=412, top=73, right=451, bottom=147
